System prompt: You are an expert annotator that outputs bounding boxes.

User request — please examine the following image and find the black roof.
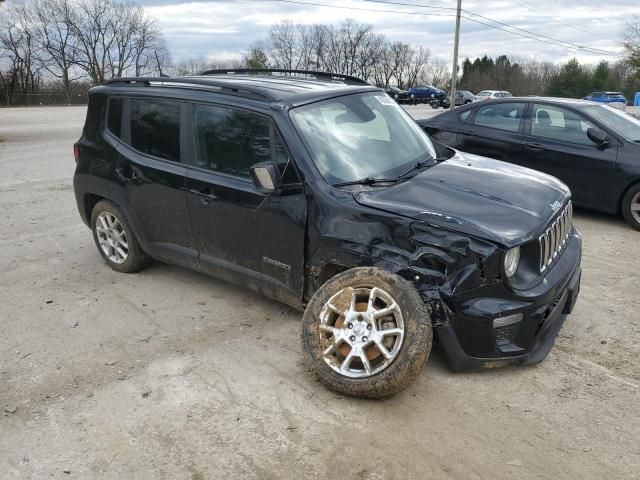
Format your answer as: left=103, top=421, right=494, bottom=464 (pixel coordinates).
left=510, top=96, right=600, bottom=106
left=104, top=70, right=377, bottom=105
left=439, top=96, right=604, bottom=112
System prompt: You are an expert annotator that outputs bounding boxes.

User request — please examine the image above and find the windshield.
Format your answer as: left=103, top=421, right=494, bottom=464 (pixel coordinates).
left=583, top=105, right=640, bottom=142
left=290, top=92, right=437, bottom=184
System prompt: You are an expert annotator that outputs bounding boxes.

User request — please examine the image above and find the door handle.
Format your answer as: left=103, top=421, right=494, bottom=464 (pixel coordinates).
left=188, top=188, right=218, bottom=204
left=524, top=142, right=546, bottom=151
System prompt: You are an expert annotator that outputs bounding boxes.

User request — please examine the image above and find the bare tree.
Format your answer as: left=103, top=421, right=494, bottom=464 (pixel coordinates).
left=169, top=56, right=243, bottom=77
left=623, top=15, right=640, bottom=81
left=404, top=45, right=430, bottom=88
left=65, top=0, right=165, bottom=85
left=31, top=0, right=82, bottom=103
left=388, top=42, right=411, bottom=88
left=426, top=61, right=449, bottom=89
left=0, top=0, right=41, bottom=105
left=268, top=20, right=298, bottom=70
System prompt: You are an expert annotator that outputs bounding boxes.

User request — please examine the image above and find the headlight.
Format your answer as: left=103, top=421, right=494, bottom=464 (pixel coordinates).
left=503, top=247, right=520, bottom=278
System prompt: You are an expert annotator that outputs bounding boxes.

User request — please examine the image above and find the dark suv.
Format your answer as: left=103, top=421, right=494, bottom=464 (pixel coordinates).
left=74, top=69, right=582, bottom=398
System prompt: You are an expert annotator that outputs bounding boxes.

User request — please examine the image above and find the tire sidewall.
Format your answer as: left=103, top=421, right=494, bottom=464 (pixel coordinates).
left=302, top=267, right=432, bottom=398
left=622, top=184, right=640, bottom=231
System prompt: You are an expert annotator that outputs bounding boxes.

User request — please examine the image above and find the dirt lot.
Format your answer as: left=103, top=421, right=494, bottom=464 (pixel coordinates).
left=1, top=106, right=638, bottom=479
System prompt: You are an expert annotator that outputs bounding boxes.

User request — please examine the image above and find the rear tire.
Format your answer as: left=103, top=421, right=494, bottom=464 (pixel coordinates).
left=621, top=183, right=640, bottom=231
left=301, top=267, right=432, bottom=399
left=91, top=200, right=151, bottom=273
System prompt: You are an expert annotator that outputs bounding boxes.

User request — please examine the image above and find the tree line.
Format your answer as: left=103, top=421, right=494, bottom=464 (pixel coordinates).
left=177, top=19, right=441, bottom=91
left=459, top=54, right=638, bottom=100
left=0, top=0, right=167, bottom=105
left=1, top=1, right=639, bottom=106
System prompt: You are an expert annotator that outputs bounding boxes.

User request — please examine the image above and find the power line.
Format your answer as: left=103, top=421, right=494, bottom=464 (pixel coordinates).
left=510, top=0, right=613, bottom=41
left=272, top=0, right=452, bottom=18
left=272, top=0, right=625, bottom=57
left=367, top=0, right=625, bottom=57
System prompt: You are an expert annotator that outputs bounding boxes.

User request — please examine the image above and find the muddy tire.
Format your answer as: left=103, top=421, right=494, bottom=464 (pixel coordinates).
left=301, top=267, right=432, bottom=399
left=621, top=183, right=640, bottom=231
left=91, top=200, right=151, bottom=273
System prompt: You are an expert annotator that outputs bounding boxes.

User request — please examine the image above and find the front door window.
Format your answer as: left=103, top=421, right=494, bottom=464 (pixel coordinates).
left=531, top=104, right=595, bottom=145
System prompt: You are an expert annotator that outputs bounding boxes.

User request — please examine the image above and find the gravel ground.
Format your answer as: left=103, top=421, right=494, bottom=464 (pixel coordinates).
left=0, top=106, right=638, bottom=480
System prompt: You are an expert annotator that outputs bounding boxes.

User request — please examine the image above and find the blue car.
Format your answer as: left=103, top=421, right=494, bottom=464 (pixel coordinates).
left=407, top=85, right=445, bottom=104
left=583, top=91, right=627, bottom=109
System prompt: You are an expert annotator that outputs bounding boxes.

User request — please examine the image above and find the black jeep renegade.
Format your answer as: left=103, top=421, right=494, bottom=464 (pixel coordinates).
left=73, top=69, right=582, bottom=398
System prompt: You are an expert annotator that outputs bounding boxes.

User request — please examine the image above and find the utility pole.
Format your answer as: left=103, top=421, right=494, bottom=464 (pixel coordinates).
left=449, top=0, right=462, bottom=111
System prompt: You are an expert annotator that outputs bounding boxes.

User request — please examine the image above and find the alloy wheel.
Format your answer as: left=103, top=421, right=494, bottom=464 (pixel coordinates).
left=95, top=212, right=129, bottom=264
left=319, top=286, right=404, bottom=378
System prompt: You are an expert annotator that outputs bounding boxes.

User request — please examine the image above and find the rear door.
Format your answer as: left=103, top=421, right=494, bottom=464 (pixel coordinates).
left=455, top=101, right=527, bottom=163
left=520, top=102, right=618, bottom=208
left=183, top=102, right=306, bottom=306
left=106, top=96, right=194, bottom=267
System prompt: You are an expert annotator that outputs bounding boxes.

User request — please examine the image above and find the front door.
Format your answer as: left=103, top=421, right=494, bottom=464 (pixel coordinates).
left=456, top=101, right=527, bottom=164
left=520, top=103, right=619, bottom=209
left=184, top=102, right=306, bottom=306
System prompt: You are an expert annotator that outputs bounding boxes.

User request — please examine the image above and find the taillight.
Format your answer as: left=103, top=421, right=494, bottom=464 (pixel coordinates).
left=73, top=143, right=79, bottom=163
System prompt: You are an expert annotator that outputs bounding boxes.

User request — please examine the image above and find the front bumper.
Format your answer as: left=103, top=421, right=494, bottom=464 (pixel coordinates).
left=433, top=232, right=582, bottom=372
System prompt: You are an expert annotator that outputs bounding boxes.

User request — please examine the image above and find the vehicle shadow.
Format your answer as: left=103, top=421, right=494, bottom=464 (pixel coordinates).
left=572, top=205, right=629, bottom=231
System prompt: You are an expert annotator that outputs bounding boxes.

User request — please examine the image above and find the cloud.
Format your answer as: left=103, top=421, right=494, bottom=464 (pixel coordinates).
left=138, top=0, right=632, bottom=64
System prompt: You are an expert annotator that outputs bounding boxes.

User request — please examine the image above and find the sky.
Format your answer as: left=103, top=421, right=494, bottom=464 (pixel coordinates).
left=136, top=0, right=638, bottom=65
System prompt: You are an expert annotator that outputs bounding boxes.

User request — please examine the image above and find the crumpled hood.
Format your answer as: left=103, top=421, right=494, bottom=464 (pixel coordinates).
left=354, top=152, right=570, bottom=247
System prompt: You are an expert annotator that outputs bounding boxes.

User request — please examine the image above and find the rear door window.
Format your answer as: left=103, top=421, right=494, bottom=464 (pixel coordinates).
left=129, top=98, right=181, bottom=162
left=473, top=102, right=526, bottom=132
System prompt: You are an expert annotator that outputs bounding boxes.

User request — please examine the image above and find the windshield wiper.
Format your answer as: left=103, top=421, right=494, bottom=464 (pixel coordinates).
left=332, top=177, right=399, bottom=187
left=397, top=157, right=441, bottom=179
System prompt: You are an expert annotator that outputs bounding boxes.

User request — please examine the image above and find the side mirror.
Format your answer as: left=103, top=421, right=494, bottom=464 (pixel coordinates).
left=587, top=127, right=608, bottom=147
left=250, top=162, right=279, bottom=194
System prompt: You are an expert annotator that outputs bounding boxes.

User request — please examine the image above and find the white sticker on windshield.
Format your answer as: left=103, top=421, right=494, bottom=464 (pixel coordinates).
left=375, top=94, right=395, bottom=106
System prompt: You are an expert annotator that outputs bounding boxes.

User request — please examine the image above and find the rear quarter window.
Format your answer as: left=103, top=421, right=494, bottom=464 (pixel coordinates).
left=458, top=110, right=472, bottom=122
left=107, top=98, right=123, bottom=138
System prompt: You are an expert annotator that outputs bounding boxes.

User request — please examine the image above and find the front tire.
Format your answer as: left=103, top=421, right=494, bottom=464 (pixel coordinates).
left=91, top=200, right=151, bottom=273
left=301, top=267, right=432, bottom=399
left=622, top=183, right=640, bottom=231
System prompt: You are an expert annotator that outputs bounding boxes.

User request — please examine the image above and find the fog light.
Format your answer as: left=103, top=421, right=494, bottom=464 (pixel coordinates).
left=493, top=313, right=523, bottom=328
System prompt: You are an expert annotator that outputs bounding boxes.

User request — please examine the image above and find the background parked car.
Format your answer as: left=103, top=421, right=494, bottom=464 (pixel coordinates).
left=473, top=90, right=512, bottom=102
left=583, top=91, right=627, bottom=110
left=408, top=85, right=445, bottom=104
left=417, top=97, right=640, bottom=230
left=384, top=86, right=411, bottom=104
left=440, top=90, right=475, bottom=109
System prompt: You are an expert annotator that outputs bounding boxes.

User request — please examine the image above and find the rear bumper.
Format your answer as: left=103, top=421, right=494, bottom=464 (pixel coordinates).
left=434, top=233, right=582, bottom=372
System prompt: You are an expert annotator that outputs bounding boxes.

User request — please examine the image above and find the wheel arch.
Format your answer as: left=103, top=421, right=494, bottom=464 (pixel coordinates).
left=84, top=193, right=104, bottom=224
left=304, top=247, right=381, bottom=303
left=618, top=178, right=640, bottom=214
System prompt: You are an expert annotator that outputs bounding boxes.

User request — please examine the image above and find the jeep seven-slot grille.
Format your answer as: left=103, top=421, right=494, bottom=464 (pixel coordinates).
left=539, top=201, right=573, bottom=273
